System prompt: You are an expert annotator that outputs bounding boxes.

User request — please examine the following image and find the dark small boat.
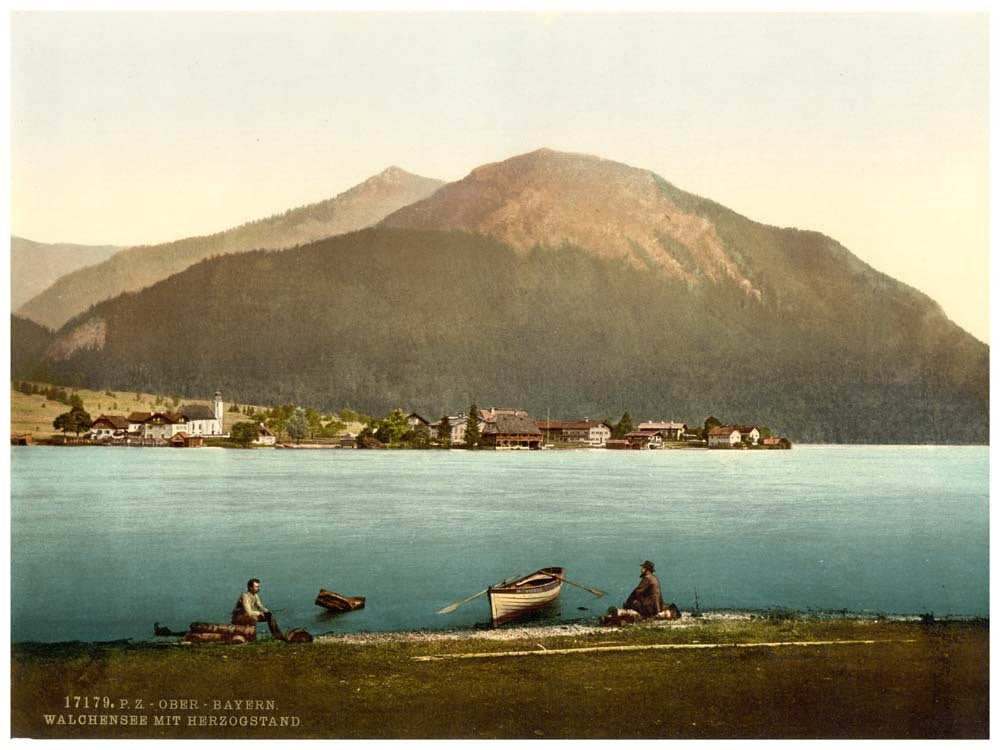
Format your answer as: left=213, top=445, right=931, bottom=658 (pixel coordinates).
left=488, top=567, right=564, bottom=627
left=315, top=588, right=366, bottom=613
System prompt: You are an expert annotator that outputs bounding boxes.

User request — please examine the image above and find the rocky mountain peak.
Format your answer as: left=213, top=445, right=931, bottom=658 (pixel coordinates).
left=382, top=148, right=761, bottom=299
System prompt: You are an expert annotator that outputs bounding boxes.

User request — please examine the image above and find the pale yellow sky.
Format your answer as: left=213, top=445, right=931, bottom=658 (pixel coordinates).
left=8, top=11, right=989, bottom=342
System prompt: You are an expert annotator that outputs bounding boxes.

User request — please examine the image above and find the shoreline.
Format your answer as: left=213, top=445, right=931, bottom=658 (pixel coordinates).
left=12, top=440, right=989, bottom=449
left=313, top=610, right=986, bottom=645
left=12, top=608, right=987, bottom=648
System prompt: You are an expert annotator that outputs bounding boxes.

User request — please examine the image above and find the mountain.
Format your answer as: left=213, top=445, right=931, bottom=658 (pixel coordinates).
left=382, top=148, right=758, bottom=294
left=15, top=167, right=445, bottom=330
left=11, top=237, right=122, bottom=311
left=11, top=314, right=55, bottom=381
left=382, top=148, right=987, bottom=394
left=19, top=149, right=988, bottom=443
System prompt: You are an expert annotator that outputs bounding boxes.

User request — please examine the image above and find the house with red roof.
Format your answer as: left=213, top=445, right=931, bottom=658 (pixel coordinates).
left=707, top=425, right=743, bottom=448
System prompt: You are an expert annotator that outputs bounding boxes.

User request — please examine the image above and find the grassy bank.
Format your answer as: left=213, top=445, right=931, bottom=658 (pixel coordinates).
left=11, top=617, right=988, bottom=739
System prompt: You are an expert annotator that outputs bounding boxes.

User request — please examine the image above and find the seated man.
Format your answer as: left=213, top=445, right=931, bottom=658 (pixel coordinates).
left=624, top=560, right=664, bottom=618
left=232, top=578, right=284, bottom=640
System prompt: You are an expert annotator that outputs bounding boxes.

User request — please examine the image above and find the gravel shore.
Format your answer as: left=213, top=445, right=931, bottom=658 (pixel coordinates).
left=313, top=611, right=753, bottom=645
left=311, top=609, right=961, bottom=646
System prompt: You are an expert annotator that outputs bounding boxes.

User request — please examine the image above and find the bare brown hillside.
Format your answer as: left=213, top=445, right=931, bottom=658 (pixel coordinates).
left=381, top=148, right=760, bottom=298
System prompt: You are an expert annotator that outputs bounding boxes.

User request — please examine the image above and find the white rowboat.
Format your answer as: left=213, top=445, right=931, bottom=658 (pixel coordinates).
left=488, top=567, right=564, bottom=627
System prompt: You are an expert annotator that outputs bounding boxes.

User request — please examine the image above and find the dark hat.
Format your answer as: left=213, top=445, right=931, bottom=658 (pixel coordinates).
left=642, top=560, right=655, bottom=572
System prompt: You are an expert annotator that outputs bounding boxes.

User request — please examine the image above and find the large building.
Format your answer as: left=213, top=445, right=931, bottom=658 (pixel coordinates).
left=429, top=407, right=524, bottom=445
left=535, top=419, right=612, bottom=447
left=480, top=414, right=543, bottom=450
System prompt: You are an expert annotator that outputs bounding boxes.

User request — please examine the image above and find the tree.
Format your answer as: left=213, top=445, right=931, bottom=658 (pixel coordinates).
left=266, top=415, right=288, bottom=439
left=465, top=404, right=481, bottom=448
left=340, top=408, right=361, bottom=424
left=305, top=408, right=323, bottom=437
left=270, top=404, right=295, bottom=422
left=53, top=406, right=92, bottom=436
left=320, top=419, right=347, bottom=438
left=611, top=411, right=634, bottom=440
left=355, top=424, right=385, bottom=449
left=374, top=408, right=409, bottom=445
left=68, top=392, right=84, bottom=410
left=436, top=415, right=452, bottom=447
left=287, top=408, right=310, bottom=444
left=230, top=421, right=259, bottom=447
left=702, top=416, right=721, bottom=440
left=403, top=423, right=432, bottom=449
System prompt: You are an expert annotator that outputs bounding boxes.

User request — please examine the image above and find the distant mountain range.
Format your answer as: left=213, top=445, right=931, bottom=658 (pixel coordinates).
left=12, top=149, right=988, bottom=443
left=14, top=167, right=445, bottom=330
left=10, top=237, right=123, bottom=311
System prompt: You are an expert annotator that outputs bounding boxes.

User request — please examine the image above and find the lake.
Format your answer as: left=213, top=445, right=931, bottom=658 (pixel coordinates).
left=10, top=445, right=988, bottom=643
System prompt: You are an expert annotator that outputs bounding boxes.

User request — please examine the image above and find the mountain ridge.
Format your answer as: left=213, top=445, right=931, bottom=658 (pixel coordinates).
left=10, top=237, right=123, bottom=313
left=16, top=167, right=446, bottom=330
left=13, top=148, right=987, bottom=443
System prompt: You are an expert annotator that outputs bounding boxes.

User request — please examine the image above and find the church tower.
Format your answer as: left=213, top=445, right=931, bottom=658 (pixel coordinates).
left=213, top=391, right=223, bottom=435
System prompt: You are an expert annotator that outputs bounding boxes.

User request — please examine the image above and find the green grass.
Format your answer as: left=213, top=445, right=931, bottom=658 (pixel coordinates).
left=11, top=619, right=988, bottom=739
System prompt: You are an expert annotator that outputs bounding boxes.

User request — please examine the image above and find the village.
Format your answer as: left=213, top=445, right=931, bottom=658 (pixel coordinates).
left=13, top=385, right=792, bottom=450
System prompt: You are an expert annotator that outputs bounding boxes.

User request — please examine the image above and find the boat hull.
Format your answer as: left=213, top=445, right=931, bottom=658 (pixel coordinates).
left=488, top=567, right=564, bottom=627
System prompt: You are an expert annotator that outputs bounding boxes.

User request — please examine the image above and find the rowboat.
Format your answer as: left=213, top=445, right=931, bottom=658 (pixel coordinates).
left=488, top=567, right=564, bottom=627
left=315, top=588, right=366, bottom=613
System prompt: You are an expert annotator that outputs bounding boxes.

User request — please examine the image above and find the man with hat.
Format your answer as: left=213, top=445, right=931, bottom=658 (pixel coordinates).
left=624, top=560, right=664, bottom=618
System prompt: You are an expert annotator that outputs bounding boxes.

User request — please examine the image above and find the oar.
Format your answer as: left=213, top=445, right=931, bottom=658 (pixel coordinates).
left=549, top=573, right=606, bottom=597
left=436, top=574, right=520, bottom=615
left=435, top=588, right=488, bottom=615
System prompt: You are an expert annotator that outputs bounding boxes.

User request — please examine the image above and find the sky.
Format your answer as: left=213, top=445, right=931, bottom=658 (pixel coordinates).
left=8, top=10, right=990, bottom=342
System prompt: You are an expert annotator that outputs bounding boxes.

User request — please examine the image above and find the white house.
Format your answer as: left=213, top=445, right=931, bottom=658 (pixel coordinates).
left=127, top=412, right=151, bottom=435
left=406, top=413, right=429, bottom=430
left=733, top=425, right=761, bottom=445
left=582, top=421, right=612, bottom=447
left=89, top=415, right=129, bottom=440
left=253, top=423, right=276, bottom=446
left=707, top=426, right=743, bottom=448
left=142, top=412, right=188, bottom=440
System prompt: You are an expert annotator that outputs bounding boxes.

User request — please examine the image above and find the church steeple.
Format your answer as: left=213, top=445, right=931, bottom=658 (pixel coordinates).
left=213, top=391, right=223, bottom=434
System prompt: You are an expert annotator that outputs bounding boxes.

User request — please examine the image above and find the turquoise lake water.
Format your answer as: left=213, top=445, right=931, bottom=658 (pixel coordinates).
left=10, top=445, right=989, bottom=642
